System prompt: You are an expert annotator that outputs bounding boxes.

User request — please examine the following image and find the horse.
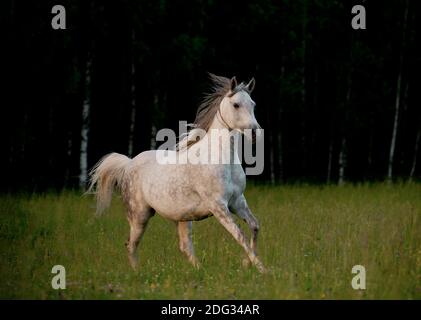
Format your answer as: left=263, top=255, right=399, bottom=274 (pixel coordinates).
left=88, top=74, right=266, bottom=273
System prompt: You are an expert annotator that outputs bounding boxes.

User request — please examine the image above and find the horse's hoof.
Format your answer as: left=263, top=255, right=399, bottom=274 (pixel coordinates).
left=242, top=258, right=251, bottom=268
left=128, top=256, right=138, bottom=270
left=256, top=263, right=267, bottom=274
left=191, top=259, right=201, bottom=269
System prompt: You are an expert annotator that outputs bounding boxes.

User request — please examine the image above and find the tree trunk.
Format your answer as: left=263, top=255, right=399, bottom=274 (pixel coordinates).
left=269, top=130, right=275, bottom=184
left=128, top=30, right=136, bottom=158
left=64, top=133, right=72, bottom=185
left=79, top=57, right=92, bottom=189
left=338, top=137, right=346, bottom=185
left=276, top=58, right=285, bottom=183
left=150, top=93, right=159, bottom=149
left=299, top=0, right=307, bottom=175
left=409, top=130, right=420, bottom=180
left=337, top=31, right=355, bottom=185
left=277, top=131, right=283, bottom=182
left=387, top=71, right=402, bottom=183
left=338, top=79, right=352, bottom=186
left=327, top=141, right=333, bottom=183
left=387, top=1, right=408, bottom=183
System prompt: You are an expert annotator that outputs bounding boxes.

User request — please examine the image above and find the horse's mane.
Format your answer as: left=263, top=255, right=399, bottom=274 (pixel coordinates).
left=176, top=73, right=248, bottom=151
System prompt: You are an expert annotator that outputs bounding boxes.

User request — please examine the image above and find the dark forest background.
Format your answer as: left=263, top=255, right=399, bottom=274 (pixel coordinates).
left=2, top=0, right=421, bottom=192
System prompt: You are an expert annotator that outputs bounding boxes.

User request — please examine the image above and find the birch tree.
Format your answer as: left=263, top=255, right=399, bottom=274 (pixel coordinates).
left=409, top=130, right=420, bottom=181
left=128, top=30, right=136, bottom=158
left=327, top=141, right=333, bottom=183
left=387, top=1, right=408, bottom=183
left=79, top=57, right=92, bottom=188
left=338, top=137, right=347, bottom=185
left=338, top=46, right=354, bottom=186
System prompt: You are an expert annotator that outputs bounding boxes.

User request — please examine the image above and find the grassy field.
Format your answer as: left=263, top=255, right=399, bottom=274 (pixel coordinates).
left=1, top=183, right=420, bottom=299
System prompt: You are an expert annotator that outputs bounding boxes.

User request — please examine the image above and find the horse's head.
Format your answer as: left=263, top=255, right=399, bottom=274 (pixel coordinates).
left=219, top=77, right=261, bottom=136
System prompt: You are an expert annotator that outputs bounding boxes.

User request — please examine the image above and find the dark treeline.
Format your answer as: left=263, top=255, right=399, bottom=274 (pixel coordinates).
left=3, top=0, right=421, bottom=191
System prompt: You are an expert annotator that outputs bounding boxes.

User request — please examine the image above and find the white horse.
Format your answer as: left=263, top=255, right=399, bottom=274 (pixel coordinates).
left=88, top=74, right=265, bottom=273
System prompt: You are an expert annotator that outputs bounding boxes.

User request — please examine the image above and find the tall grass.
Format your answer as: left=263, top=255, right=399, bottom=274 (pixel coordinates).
left=1, top=183, right=420, bottom=299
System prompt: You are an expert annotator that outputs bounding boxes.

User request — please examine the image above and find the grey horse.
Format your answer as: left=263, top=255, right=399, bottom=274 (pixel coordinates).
left=88, top=74, right=265, bottom=273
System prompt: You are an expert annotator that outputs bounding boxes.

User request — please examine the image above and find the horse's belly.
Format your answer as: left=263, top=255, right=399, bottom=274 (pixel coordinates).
left=149, top=195, right=210, bottom=221
left=141, top=173, right=210, bottom=221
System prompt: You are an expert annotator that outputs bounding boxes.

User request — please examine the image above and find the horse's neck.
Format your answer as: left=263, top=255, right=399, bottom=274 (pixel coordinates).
left=201, top=117, right=240, bottom=163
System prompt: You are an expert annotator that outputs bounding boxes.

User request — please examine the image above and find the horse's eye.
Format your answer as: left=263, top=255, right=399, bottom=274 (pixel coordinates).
left=233, top=103, right=240, bottom=109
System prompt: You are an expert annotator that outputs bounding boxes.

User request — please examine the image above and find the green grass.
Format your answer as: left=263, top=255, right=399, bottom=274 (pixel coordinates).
left=1, top=183, right=420, bottom=299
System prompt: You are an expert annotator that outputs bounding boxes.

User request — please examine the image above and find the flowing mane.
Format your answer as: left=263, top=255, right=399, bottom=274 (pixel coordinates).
left=176, top=73, right=248, bottom=151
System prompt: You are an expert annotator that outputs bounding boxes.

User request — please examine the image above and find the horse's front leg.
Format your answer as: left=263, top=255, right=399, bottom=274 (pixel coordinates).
left=230, top=195, right=260, bottom=267
left=210, top=201, right=265, bottom=273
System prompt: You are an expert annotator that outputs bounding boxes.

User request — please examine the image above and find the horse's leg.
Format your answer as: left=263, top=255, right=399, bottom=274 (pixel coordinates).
left=177, top=221, right=200, bottom=268
left=210, top=202, right=266, bottom=273
left=126, top=208, right=153, bottom=269
left=231, top=195, right=260, bottom=267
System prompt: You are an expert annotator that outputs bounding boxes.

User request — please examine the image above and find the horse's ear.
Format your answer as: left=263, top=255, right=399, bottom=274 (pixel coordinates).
left=230, top=76, right=238, bottom=91
left=246, top=77, right=256, bottom=93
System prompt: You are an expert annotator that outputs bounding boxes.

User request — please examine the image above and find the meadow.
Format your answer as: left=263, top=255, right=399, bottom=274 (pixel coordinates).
left=1, top=183, right=420, bottom=299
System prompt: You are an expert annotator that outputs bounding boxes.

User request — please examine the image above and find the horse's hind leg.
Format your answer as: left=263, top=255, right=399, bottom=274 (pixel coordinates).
left=126, top=207, right=154, bottom=269
left=177, top=221, right=200, bottom=268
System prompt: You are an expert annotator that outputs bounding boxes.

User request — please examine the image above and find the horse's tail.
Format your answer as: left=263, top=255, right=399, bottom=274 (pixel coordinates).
left=87, top=153, right=131, bottom=215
